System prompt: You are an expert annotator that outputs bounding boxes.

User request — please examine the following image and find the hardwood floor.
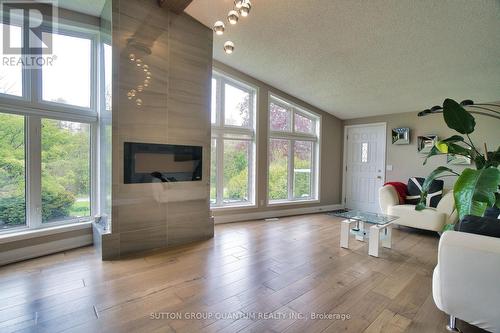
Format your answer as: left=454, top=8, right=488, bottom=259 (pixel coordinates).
left=0, top=214, right=487, bottom=333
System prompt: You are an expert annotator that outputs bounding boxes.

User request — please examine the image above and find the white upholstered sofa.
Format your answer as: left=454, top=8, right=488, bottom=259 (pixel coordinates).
left=433, top=231, right=500, bottom=332
left=379, top=185, right=458, bottom=232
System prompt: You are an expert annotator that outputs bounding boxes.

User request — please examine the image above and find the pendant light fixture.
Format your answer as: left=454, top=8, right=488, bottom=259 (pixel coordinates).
left=224, top=41, right=235, bottom=54
left=234, top=0, right=244, bottom=9
left=227, top=10, right=239, bottom=25
left=213, top=21, right=225, bottom=35
left=126, top=39, right=153, bottom=108
left=212, top=0, right=254, bottom=56
left=240, top=1, right=251, bottom=17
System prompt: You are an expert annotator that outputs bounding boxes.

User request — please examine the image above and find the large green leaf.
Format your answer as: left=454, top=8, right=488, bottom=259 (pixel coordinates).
left=423, top=145, right=440, bottom=165
left=415, top=166, right=455, bottom=211
left=475, top=155, right=487, bottom=170
left=424, top=135, right=467, bottom=165
left=441, top=135, right=465, bottom=144
left=442, top=98, right=476, bottom=134
left=453, top=167, right=500, bottom=219
left=446, top=143, right=472, bottom=157
left=486, top=147, right=500, bottom=168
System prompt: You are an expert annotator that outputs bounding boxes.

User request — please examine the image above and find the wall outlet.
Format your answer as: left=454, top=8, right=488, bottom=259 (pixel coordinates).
left=386, top=165, right=393, bottom=171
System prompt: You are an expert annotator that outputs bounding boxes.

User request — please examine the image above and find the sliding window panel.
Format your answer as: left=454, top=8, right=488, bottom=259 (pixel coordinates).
left=268, top=139, right=289, bottom=201
left=41, top=119, right=91, bottom=223
left=0, top=113, right=26, bottom=230
left=41, top=33, right=92, bottom=108
left=223, top=139, right=250, bottom=204
left=0, top=24, right=23, bottom=97
left=293, top=141, right=313, bottom=199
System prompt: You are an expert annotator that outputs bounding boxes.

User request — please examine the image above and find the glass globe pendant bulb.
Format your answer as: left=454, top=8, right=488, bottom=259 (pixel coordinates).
left=227, top=10, right=239, bottom=25
left=234, top=0, right=244, bottom=9
left=224, top=41, right=235, bottom=54
left=213, top=21, right=225, bottom=35
left=240, top=1, right=251, bottom=17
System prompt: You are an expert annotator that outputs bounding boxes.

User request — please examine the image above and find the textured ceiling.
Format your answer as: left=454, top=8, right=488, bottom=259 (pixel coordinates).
left=186, top=0, right=500, bottom=119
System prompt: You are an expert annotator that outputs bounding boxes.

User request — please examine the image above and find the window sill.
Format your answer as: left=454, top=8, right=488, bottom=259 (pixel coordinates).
left=211, top=203, right=257, bottom=211
left=267, top=199, right=320, bottom=207
left=0, top=221, right=92, bottom=245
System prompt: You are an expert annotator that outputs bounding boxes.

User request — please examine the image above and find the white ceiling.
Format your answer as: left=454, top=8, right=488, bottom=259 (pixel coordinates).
left=186, top=0, right=500, bottom=119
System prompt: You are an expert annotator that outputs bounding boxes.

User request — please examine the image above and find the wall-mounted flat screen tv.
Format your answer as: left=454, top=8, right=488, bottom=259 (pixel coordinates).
left=124, top=142, right=202, bottom=184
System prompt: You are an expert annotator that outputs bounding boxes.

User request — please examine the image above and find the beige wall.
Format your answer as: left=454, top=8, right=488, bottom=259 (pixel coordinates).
left=344, top=110, right=500, bottom=189
left=212, top=61, right=344, bottom=219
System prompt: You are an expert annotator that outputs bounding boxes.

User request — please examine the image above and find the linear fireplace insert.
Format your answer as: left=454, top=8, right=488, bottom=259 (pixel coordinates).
left=124, top=142, right=202, bottom=184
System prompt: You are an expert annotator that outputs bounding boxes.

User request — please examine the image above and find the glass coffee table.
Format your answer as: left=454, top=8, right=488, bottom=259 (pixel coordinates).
left=329, top=210, right=399, bottom=257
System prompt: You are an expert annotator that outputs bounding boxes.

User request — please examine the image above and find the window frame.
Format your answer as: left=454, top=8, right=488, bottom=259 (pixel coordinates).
left=267, top=94, right=321, bottom=205
left=0, top=22, right=100, bottom=234
left=210, top=71, right=257, bottom=209
left=0, top=24, right=98, bottom=119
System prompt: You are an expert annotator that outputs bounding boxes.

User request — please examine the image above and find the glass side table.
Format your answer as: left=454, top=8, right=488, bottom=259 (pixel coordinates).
left=329, top=210, right=399, bottom=257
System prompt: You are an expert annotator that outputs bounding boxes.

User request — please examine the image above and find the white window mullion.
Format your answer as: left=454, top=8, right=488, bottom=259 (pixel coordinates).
left=216, top=137, right=224, bottom=206
left=220, top=79, right=225, bottom=127
left=248, top=141, right=254, bottom=202
left=90, top=123, right=98, bottom=218
left=311, top=142, right=321, bottom=199
left=26, top=116, right=42, bottom=228
left=288, top=139, right=294, bottom=201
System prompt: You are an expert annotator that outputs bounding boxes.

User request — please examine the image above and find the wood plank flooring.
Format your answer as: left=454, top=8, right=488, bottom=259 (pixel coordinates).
left=0, top=213, right=488, bottom=333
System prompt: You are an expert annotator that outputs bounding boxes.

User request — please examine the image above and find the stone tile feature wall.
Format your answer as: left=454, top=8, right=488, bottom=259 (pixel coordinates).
left=102, top=0, right=214, bottom=259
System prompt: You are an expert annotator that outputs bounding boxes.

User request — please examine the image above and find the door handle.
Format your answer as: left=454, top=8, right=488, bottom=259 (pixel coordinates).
left=377, top=176, right=382, bottom=180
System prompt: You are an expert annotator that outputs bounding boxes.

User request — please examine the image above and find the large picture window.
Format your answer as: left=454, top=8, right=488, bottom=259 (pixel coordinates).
left=211, top=72, right=256, bottom=207
left=0, top=24, right=98, bottom=233
left=268, top=96, right=320, bottom=204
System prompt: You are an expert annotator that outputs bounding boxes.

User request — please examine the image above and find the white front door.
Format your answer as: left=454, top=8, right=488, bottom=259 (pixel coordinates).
left=344, top=124, right=386, bottom=212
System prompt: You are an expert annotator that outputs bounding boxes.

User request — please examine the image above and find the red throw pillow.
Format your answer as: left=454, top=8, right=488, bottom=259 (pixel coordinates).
left=384, top=182, right=407, bottom=204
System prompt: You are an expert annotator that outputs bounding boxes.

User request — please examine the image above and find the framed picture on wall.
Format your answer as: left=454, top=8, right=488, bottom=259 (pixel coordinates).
left=392, top=127, right=410, bottom=145
left=417, top=135, right=438, bottom=154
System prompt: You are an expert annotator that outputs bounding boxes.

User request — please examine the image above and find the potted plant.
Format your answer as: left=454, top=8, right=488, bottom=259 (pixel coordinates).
left=416, top=98, right=500, bottom=230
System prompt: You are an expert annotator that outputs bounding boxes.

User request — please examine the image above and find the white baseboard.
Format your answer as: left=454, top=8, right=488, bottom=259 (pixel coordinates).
left=214, top=204, right=344, bottom=224
left=0, top=234, right=93, bottom=266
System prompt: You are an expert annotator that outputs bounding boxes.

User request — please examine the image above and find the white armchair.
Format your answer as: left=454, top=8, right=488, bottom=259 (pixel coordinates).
left=433, top=231, right=500, bottom=332
left=379, top=185, right=458, bottom=232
